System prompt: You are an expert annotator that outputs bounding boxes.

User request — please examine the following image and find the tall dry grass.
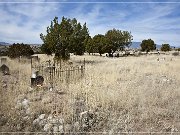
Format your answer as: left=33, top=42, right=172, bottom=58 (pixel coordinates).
left=0, top=54, right=180, bottom=133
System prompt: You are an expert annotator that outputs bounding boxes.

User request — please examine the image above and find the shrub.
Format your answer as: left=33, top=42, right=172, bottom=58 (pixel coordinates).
left=172, top=51, right=179, bottom=56
left=8, top=43, right=34, bottom=58
left=161, top=44, right=171, bottom=52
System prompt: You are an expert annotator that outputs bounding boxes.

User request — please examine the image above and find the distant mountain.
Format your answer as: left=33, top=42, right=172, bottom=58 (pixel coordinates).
left=130, top=42, right=162, bottom=49
left=0, top=42, right=10, bottom=46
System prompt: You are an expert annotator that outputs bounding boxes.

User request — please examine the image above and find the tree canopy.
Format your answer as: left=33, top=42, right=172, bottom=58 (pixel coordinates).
left=105, top=29, right=133, bottom=54
left=8, top=43, right=34, bottom=58
left=92, top=34, right=107, bottom=56
left=40, top=17, right=133, bottom=57
left=40, top=16, right=89, bottom=60
left=140, top=39, right=156, bottom=52
left=161, top=44, right=171, bottom=52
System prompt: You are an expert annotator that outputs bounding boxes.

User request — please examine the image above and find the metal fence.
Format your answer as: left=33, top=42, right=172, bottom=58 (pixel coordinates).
left=31, top=58, right=85, bottom=84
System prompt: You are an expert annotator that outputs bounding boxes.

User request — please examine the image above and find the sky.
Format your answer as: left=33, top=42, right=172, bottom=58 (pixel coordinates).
left=0, top=0, right=180, bottom=47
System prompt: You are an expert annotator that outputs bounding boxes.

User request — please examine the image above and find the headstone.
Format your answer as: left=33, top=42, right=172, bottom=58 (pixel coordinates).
left=0, top=64, right=10, bottom=75
left=1, top=58, right=7, bottom=64
left=31, top=70, right=39, bottom=87
left=31, top=55, right=40, bottom=62
left=35, top=76, right=44, bottom=86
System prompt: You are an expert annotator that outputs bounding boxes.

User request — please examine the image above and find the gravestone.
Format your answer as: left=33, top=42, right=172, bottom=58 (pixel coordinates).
left=0, top=64, right=10, bottom=75
left=31, top=70, right=39, bottom=87
left=1, top=58, right=7, bottom=64
left=35, top=76, right=44, bottom=86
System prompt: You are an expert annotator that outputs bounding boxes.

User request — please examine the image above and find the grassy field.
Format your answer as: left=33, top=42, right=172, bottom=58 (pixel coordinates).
left=0, top=53, right=180, bottom=133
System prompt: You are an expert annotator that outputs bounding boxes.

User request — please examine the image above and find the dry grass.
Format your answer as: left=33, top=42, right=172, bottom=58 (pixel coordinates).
left=0, top=54, right=180, bottom=133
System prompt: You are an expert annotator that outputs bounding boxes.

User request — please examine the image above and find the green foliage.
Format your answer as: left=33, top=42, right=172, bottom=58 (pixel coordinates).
left=92, top=34, right=107, bottom=56
left=40, top=16, right=89, bottom=60
left=140, top=39, right=156, bottom=52
left=85, top=37, right=95, bottom=54
left=70, top=21, right=89, bottom=55
left=161, top=44, right=171, bottom=52
left=105, top=29, right=133, bottom=54
left=8, top=43, right=34, bottom=58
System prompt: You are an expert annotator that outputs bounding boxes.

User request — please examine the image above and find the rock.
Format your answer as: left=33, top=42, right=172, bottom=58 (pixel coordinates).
left=0, top=114, right=7, bottom=126
left=2, top=83, right=7, bottom=88
left=28, top=87, right=33, bottom=93
left=64, top=124, right=71, bottom=133
left=16, top=124, right=22, bottom=131
left=22, top=99, right=29, bottom=108
left=44, top=123, right=53, bottom=132
left=33, top=118, right=40, bottom=125
left=26, top=108, right=31, bottom=115
left=23, top=116, right=29, bottom=121
left=39, top=114, right=46, bottom=120
left=39, top=119, right=47, bottom=127
left=74, top=122, right=80, bottom=131
left=15, top=102, right=23, bottom=110
left=57, top=117, right=64, bottom=125
left=59, top=125, right=64, bottom=133
left=49, top=118, right=59, bottom=125
left=47, top=114, right=53, bottom=121
left=53, top=126, right=59, bottom=133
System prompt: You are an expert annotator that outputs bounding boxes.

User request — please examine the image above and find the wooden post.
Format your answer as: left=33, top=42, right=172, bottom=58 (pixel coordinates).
left=83, top=58, right=85, bottom=76
left=31, top=57, right=32, bottom=75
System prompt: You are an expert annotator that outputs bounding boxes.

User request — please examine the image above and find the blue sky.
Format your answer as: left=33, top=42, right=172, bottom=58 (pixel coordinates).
left=0, top=0, right=180, bottom=47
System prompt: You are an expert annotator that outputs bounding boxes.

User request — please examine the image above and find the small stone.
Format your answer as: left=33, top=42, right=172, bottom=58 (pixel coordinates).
left=53, top=126, right=59, bottom=133
left=39, top=119, right=47, bottom=127
left=44, top=123, right=53, bottom=132
left=47, top=114, right=53, bottom=121
left=57, top=117, right=64, bottom=124
left=23, top=116, right=29, bottom=121
left=16, top=124, right=22, bottom=131
left=2, top=83, right=7, bottom=88
left=59, top=125, right=64, bottom=133
left=26, top=108, right=31, bottom=115
left=64, top=124, right=71, bottom=133
left=74, top=122, right=80, bottom=131
left=28, top=87, right=33, bottom=92
left=33, top=118, right=40, bottom=125
left=50, top=118, right=59, bottom=125
left=39, top=114, right=46, bottom=120
left=22, top=99, right=29, bottom=108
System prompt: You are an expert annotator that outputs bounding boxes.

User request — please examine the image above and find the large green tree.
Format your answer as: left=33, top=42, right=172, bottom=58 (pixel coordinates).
left=161, top=44, right=171, bottom=52
left=40, top=16, right=89, bottom=60
left=105, top=29, right=133, bottom=54
left=70, top=21, right=89, bottom=55
left=92, top=34, right=107, bottom=56
left=85, top=36, right=96, bottom=55
left=140, top=39, right=156, bottom=52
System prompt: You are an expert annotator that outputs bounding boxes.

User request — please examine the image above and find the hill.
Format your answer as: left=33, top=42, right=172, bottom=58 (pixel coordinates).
left=130, top=42, right=162, bottom=49
left=0, top=42, right=10, bottom=46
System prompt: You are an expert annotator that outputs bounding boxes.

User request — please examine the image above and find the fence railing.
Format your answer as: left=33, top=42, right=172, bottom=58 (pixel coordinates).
left=31, top=59, right=85, bottom=84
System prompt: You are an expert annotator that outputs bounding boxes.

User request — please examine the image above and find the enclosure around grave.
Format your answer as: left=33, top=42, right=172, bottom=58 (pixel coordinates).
left=0, top=53, right=180, bottom=133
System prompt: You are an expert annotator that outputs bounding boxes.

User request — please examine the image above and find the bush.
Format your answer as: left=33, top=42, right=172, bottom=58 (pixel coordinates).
left=8, top=43, right=34, bottom=58
left=172, top=51, right=179, bottom=56
left=161, top=44, right=171, bottom=52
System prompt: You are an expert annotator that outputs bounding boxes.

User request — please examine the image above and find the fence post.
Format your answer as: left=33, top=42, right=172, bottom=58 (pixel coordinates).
left=83, top=58, right=85, bottom=77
